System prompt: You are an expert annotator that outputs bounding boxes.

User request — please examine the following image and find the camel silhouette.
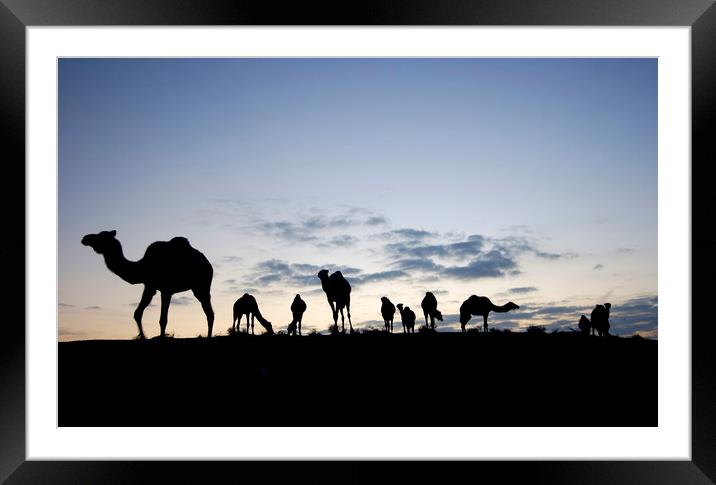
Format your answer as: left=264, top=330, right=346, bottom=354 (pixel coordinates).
left=590, top=303, right=611, bottom=337
left=317, top=269, right=353, bottom=334
left=396, top=303, right=416, bottom=333
left=287, top=294, right=307, bottom=336
left=380, top=296, right=396, bottom=333
left=459, top=295, right=519, bottom=332
left=81, top=230, right=215, bottom=339
left=578, top=314, right=591, bottom=334
left=233, top=293, right=273, bottom=335
left=420, top=292, right=443, bottom=330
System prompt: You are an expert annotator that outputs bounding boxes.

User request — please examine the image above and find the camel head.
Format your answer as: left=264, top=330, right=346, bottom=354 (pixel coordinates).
left=396, top=303, right=404, bottom=312
left=604, top=303, right=612, bottom=310
left=381, top=296, right=389, bottom=304
left=264, top=322, right=274, bottom=335
left=317, top=269, right=329, bottom=281
left=434, top=310, right=443, bottom=321
left=294, top=294, right=301, bottom=301
left=81, top=230, right=118, bottom=254
left=506, top=302, right=520, bottom=311
left=459, top=310, right=471, bottom=326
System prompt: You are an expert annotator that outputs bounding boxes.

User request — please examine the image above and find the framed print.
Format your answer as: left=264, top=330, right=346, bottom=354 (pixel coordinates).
left=2, top=0, right=715, bottom=482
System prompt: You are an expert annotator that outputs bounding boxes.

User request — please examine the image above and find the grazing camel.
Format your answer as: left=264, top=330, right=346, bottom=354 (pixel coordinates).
left=233, top=293, right=273, bottom=335
left=590, top=303, right=611, bottom=337
left=81, top=230, right=214, bottom=339
left=380, top=296, right=396, bottom=333
left=578, top=314, right=591, bottom=334
left=459, top=295, right=519, bottom=332
left=420, top=291, right=443, bottom=330
left=396, top=303, right=417, bottom=333
left=317, top=269, right=353, bottom=333
left=287, top=294, right=307, bottom=336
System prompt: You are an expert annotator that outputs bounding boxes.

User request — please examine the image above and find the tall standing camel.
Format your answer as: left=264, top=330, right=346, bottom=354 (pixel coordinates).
left=459, top=295, right=519, bottom=332
left=317, top=269, right=353, bottom=333
left=287, top=294, right=307, bottom=336
left=396, top=303, right=416, bottom=333
left=590, top=303, right=611, bottom=337
left=420, top=291, right=443, bottom=330
left=233, top=293, right=274, bottom=335
left=81, top=230, right=215, bottom=338
left=380, top=296, right=396, bottom=333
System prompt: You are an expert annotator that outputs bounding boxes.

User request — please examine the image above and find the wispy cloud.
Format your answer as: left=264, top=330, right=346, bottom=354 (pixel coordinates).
left=508, top=286, right=538, bottom=294
left=84, top=305, right=102, bottom=310
left=255, top=207, right=387, bottom=245
left=593, top=264, right=604, bottom=271
left=171, top=296, right=195, bottom=306
left=383, top=232, right=575, bottom=281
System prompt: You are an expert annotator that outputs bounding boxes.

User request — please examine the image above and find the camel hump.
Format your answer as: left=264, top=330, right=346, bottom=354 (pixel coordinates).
left=169, top=236, right=191, bottom=247
left=329, top=271, right=352, bottom=293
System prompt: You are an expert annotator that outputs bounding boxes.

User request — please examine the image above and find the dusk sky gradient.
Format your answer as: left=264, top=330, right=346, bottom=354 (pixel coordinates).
left=58, top=58, right=657, bottom=340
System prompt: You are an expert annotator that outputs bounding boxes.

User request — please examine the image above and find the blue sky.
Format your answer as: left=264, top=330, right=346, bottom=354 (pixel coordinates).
left=58, top=58, right=657, bottom=340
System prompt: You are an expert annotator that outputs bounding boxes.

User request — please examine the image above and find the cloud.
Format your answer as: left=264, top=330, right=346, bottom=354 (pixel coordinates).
left=384, top=232, right=574, bottom=281
left=171, top=296, right=195, bottom=306
left=255, top=208, right=387, bottom=245
left=392, top=250, right=517, bottom=281
left=374, top=228, right=437, bottom=241
left=353, top=270, right=409, bottom=285
left=365, top=216, right=388, bottom=226
left=385, top=235, right=485, bottom=260
left=84, top=305, right=102, bottom=310
left=593, top=264, right=604, bottom=271
left=317, top=235, right=360, bottom=248
left=126, top=301, right=156, bottom=308
left=58, top=328, right=89, bottom=339
left=244, top=259, right=407, bottom=289
left=509, top=286, right=538, bottom=294
left=442, top=250, right=517, bottom=279
left=58, top=303, right=75, bottom=309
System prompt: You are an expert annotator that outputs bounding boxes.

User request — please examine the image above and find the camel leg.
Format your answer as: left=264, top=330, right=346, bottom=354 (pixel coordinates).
left=298, top=316, right=302, bottom=336
left=133, top=286, right=155, bottom=339
left=327, top=299, right=337, bottom=330
left=347, top=302, right=353, bottom=333
left=483, top=314, right=489, bottom=333
left=159, top=291, right=171, bottom=337
left=339, top=308, right=345, bottom=333
left=251, top=314, right=255, bottom=335
left=193, top=290, right=214, bottom=338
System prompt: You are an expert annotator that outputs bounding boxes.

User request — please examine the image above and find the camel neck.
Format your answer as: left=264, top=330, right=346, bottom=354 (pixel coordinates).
left=492, top=303, right=512, bottom=313
left=253, top=310, right=270, bottom=326
left=103, top=244, right=143, bottom=285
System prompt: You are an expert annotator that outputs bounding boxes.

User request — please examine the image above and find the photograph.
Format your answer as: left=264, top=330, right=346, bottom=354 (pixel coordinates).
left=57, top=57, right=658, bottom=427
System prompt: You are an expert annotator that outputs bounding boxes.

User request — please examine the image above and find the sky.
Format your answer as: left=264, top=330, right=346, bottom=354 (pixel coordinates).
left=58, top=58, right=658, bottom=340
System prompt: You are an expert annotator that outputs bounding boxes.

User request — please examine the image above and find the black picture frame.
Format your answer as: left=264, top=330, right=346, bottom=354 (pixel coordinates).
left=1, top=0, right=714, bottom=482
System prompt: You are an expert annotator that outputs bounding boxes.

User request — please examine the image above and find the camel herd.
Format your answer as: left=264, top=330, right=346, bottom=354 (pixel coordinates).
left=81, top=231, right=612, bottom=339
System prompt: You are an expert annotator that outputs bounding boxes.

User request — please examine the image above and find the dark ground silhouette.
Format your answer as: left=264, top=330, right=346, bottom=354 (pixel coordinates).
left=58, top=331, right=656, bottom=426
